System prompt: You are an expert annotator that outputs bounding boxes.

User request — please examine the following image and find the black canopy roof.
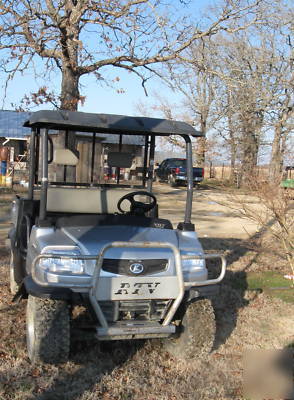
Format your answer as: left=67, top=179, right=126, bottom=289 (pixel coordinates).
left=24, top=110, right=203, bottom=137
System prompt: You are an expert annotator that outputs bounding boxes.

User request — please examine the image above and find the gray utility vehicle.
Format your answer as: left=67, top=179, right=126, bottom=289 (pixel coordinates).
left=9, top=110, right=226, bottom=364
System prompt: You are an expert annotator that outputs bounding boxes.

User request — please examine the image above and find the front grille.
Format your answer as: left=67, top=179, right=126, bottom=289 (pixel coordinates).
left=102, top=258, right=168, bottom=276
left=100, top=299, right=171, bottom=322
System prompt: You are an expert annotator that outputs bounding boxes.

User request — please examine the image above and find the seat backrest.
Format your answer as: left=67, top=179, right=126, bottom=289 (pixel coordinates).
left=47, top=187, right=133, bottom=214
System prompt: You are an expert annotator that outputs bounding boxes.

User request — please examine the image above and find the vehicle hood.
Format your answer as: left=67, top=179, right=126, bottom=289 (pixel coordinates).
left=30, top=223, right=203, bottom=262
left=28, top=223, right=204, bottom=277
left=61, top=224, right=178, bottom=259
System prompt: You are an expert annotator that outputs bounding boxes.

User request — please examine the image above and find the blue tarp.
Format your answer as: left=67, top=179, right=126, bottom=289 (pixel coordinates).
left=0, top=110, right=31, bottom=138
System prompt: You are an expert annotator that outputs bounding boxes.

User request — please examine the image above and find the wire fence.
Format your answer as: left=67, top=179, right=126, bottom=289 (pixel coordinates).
left=204, top=163, right=271, bottom=184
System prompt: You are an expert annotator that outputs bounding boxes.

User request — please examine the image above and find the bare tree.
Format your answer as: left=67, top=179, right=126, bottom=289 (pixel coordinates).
left=215, top=36, right=269, bottom=184
left=134, top=1, right=293, bottom=184
left=168, top=40, right=217, bottom=167
left=269, top=97, right=293, bottom=181
left=268, top=28, right=294, bottom=180
left=210, top=16, right=293, bottom=185
left=0, top=0, right=270, bottom=111
left=136, top=38, right=221, bottom=167
left=221, top=180, right=294, bottom=281
left=211, top=87, right=241, bottom=182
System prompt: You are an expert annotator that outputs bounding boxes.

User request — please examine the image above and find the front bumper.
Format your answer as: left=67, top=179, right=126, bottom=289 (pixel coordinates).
left=175, top=175, right=203, bottom=183
left=29, top=241, right=226, bottom=340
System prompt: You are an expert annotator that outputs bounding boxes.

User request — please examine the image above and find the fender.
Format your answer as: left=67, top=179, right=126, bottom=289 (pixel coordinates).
left=23, top=276, right=73, bottom=300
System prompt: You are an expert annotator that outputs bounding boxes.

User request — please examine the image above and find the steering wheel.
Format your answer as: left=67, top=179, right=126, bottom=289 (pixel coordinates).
left=117, top=191, right=157, bottom=216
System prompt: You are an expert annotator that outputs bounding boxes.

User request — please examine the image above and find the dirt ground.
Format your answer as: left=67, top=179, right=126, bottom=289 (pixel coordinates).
left=0, top=184, right=293, bottom=400
left=153, top=183, right=260, bottom=238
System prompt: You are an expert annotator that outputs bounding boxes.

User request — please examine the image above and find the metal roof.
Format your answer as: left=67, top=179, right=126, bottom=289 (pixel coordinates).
left=24, top=110, right=203, bottom=137
left=0, top=110, right=31, bottom=139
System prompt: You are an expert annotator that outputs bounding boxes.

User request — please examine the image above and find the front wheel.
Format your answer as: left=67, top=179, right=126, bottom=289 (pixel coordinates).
left=162, top=299, right=216, bottom=359
left=26, top=295, right=70, bottom=364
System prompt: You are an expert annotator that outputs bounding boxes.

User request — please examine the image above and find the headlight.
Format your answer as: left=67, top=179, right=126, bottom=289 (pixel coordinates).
left=181, top=253, right=205, bottom=270
left=39, top=248, right=85, bottom=274
left=181, top=252, right=207, bottom=282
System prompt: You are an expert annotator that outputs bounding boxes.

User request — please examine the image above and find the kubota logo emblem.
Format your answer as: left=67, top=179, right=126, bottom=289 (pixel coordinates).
left=129, top=263, right=144, bottom=274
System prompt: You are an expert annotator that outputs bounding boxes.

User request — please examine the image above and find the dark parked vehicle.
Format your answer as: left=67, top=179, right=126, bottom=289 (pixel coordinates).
left=155, top=158, right=204, bottom=187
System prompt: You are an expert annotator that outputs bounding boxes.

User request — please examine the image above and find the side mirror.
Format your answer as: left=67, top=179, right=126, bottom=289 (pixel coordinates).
left=53, top=149, right=79, bottom=166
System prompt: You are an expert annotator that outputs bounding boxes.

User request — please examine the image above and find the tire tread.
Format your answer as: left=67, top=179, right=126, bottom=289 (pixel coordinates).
left=163, top=298, right=216, bottom=359
left=26, top=295, right=70, bottom=364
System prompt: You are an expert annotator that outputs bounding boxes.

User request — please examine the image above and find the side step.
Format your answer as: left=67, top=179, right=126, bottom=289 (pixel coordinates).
left=96, top=321, right=175, bottom=341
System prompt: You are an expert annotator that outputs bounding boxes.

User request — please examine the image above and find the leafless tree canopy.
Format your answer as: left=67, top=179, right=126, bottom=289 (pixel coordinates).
left=140, top=3, right=293, bottom=182
left=0, top=0, right=271, bottom=110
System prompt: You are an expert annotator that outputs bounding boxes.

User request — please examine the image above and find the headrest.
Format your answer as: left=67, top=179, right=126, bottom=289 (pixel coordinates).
left=53, top=149, right=79, bottom=166
left=107, top=152, right=133, bottom=168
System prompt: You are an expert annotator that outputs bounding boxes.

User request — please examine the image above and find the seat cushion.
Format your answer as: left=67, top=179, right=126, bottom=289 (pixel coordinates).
left=47, top=187, right=134, bottom=214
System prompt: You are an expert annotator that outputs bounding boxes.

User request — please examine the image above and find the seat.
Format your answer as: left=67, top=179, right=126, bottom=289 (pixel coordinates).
left=47, top=187, right=134, bottom=214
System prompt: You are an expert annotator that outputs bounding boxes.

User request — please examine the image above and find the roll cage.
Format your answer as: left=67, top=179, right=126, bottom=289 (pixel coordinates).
left=24, top=110, right=203, bottom=230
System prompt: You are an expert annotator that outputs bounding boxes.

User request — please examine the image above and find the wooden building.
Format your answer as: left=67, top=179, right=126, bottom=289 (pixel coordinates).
left=0, top=110, right=144, bottom=184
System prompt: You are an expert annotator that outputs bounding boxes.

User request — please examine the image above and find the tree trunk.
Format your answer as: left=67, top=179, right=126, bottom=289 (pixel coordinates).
left=60, top=65, right=80, bottom=111
left=269, top=98, right=293, bottom=182
left=229, top=140, right=237, bottom=183
left=195, top=137, right=206, bottom=167
left=195, top=115, right=207, bottom=167
left=241, top=130, right=259, bottom=186
left=269, top=125, right=283, bottom=183
left=54, top=65, right=80, bottom=181
left=226, top=90, right=238, bottom=183
left=239, top=107, right=263, bottom=187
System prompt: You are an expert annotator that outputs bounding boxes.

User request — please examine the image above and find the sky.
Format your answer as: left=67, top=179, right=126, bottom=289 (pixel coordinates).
left=1, top=66, right=172, bottom=116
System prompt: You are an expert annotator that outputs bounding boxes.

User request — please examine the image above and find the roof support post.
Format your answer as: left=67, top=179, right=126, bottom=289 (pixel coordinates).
left=35, top=131, right=40, bottom=185
left=91, top=132, right=96, bottom=183
left=116, top=134, right=122, bottom=184
left=147, top=135, right=155, bottom=193
left=178, top=134, right=194, bottom=231
left=63, top=130, right=68, bottom=182
left=142, top=135, right=149, bottom=187
left=39, top=128, right=48, bottom=221
left=28, top=128, right=36, bottom=200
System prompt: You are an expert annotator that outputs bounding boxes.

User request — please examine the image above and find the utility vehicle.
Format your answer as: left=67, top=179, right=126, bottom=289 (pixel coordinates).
left=9, top=110, right=226, bottom=364
left=281, top=166, right=294, bottom=189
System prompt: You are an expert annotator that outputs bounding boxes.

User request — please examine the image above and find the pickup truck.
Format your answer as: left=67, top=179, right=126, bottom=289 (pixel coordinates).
left=155, top=158, right=204, bottom=187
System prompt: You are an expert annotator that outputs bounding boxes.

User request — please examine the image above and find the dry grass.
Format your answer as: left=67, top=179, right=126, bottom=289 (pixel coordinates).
left=209, top=181, right=294, bottom=278
left=0, top=241, right=293, bottom=400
